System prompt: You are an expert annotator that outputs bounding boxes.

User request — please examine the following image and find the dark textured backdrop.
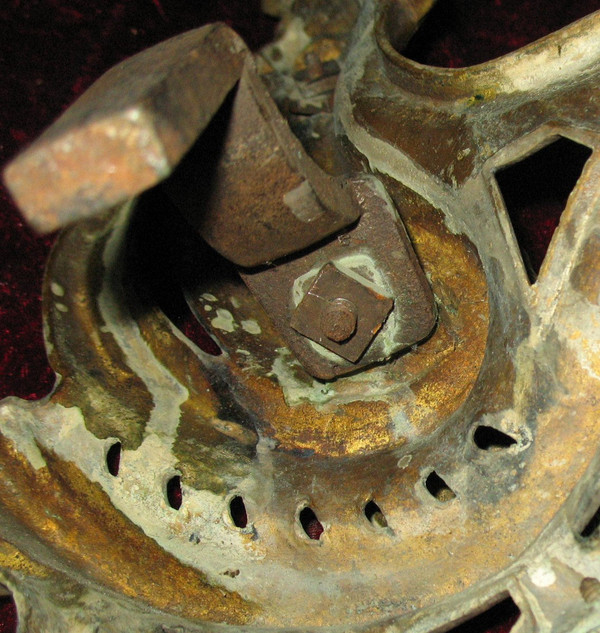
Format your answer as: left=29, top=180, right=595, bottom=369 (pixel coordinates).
left=1, top=1, right=599, bottom=631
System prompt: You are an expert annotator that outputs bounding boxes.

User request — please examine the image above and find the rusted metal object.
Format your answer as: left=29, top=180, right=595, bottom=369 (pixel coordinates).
left=3, top=21, right=361, bottom=268
left=167, top=61, right=363, bottom=267
left=3, top=1, right=600, bottom=633
left=290, top=261, right=394, bottom=361
left=3, top=23, right=248, bottom=234
left=320, top=297, right=358, bottom=343
left=3, top=16, right=436, bottom=378
left=241, top=173, right=436, bottom=379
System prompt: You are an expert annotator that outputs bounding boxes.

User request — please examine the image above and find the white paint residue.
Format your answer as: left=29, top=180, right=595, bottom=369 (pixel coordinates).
left=503, top=31, right=598, bottom=93
left=291, top=268, right=319, bottom=306
left=269, top=349, right=331, bottom=407
left=264, top=16, right=311, bottom=72
left=124, top=107, right=142, bottom=123
left=241, top=319, right=261, bottom=335
left=211, top=308, right=236, bottom=333
left=283, top=180, right=322, bottom=222
left=39, top=403, right=107, bottom=481
left=201, top=293, right=217, bottom=302
left=397, top=454, right=412, bottom=469
left=55, top=303, right=68, bottom=313
left=530, top=565, right=556, bottom=588
left=98, top=203, right=188, bottom=443
left=50, top=282, right=65, bottom=297
left=389, top=410, right=412, bottom=440
left=562, top=299, right=600, bottom=383
left=269, top=347, right=413, bottom=410
left=0, top=400, right=47, bottom=469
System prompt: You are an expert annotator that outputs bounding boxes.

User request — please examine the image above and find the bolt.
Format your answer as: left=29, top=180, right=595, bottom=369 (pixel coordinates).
left=580, top=577, right=600, bottom=603
left=320, top=298, right=357, bottom=343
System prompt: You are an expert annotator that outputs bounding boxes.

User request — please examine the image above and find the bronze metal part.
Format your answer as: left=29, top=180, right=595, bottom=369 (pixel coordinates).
left=2, top=1, right=600, bottom=633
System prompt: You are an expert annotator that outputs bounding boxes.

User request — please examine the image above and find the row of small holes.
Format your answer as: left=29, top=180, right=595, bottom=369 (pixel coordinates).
left=105, top=443, right=381, bottom=540
left=423, top=427, right=518, bottom=502
left=106, top=446, right=248, bottom=524
left=106, top=425, right=518, bottom=533
left=106, top=443, right=184, bottom=510
left=300, top=503, right=388, bottom=541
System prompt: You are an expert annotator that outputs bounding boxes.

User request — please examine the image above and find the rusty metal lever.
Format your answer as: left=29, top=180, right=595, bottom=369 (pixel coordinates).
left=4, top=23, right=360, bottom=268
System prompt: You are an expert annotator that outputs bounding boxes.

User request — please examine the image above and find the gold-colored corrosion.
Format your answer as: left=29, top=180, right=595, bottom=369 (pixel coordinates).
left=0, top=436, right=258, bottom=624
left=2, top=1, right=600, bottom=632
left=0, top=540, right=51, bottom=580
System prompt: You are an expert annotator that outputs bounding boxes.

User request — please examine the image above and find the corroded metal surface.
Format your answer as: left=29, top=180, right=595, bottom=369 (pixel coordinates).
left=241, top=173, right=437, bottom=378
left=2, top=1, right=600, bottom=633
left=290, top=262, right=393, bottom=357
left=166, top=61, right=363, bottom=268
left=4, top=23, right=248, bottom=234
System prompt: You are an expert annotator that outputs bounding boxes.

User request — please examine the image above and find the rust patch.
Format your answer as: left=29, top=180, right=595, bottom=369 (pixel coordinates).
left=353, top=96, right=477, bottom=186
left=3, top=24, right=249, bottom=233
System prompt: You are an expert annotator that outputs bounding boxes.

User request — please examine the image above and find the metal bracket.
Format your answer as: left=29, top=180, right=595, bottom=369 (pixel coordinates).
left=241, top=175, right=436, bottom=380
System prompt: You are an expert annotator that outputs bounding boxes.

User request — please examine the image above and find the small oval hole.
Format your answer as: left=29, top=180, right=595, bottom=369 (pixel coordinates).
left=106, top=442, right=121, bottom=477
left=580, top=502, right=600, bottom=538
left=425, top=471, right=456, bottom=502
left=166, top=475, right=182, bottom=510
left=0, top=587, right=17, bottom=633
left=440, top=595, right=521, bottom=633
left=474, top=426, right=517, bottom=451
left=299, top=507, right=323, bottom=540
left=229, top=495, right=248, bottom=528
left=364, top=500, right=388, bottom=528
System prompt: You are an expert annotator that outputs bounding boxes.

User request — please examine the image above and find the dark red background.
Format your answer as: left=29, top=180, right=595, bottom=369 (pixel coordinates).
left=1, top=1, right=599, bottom=631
